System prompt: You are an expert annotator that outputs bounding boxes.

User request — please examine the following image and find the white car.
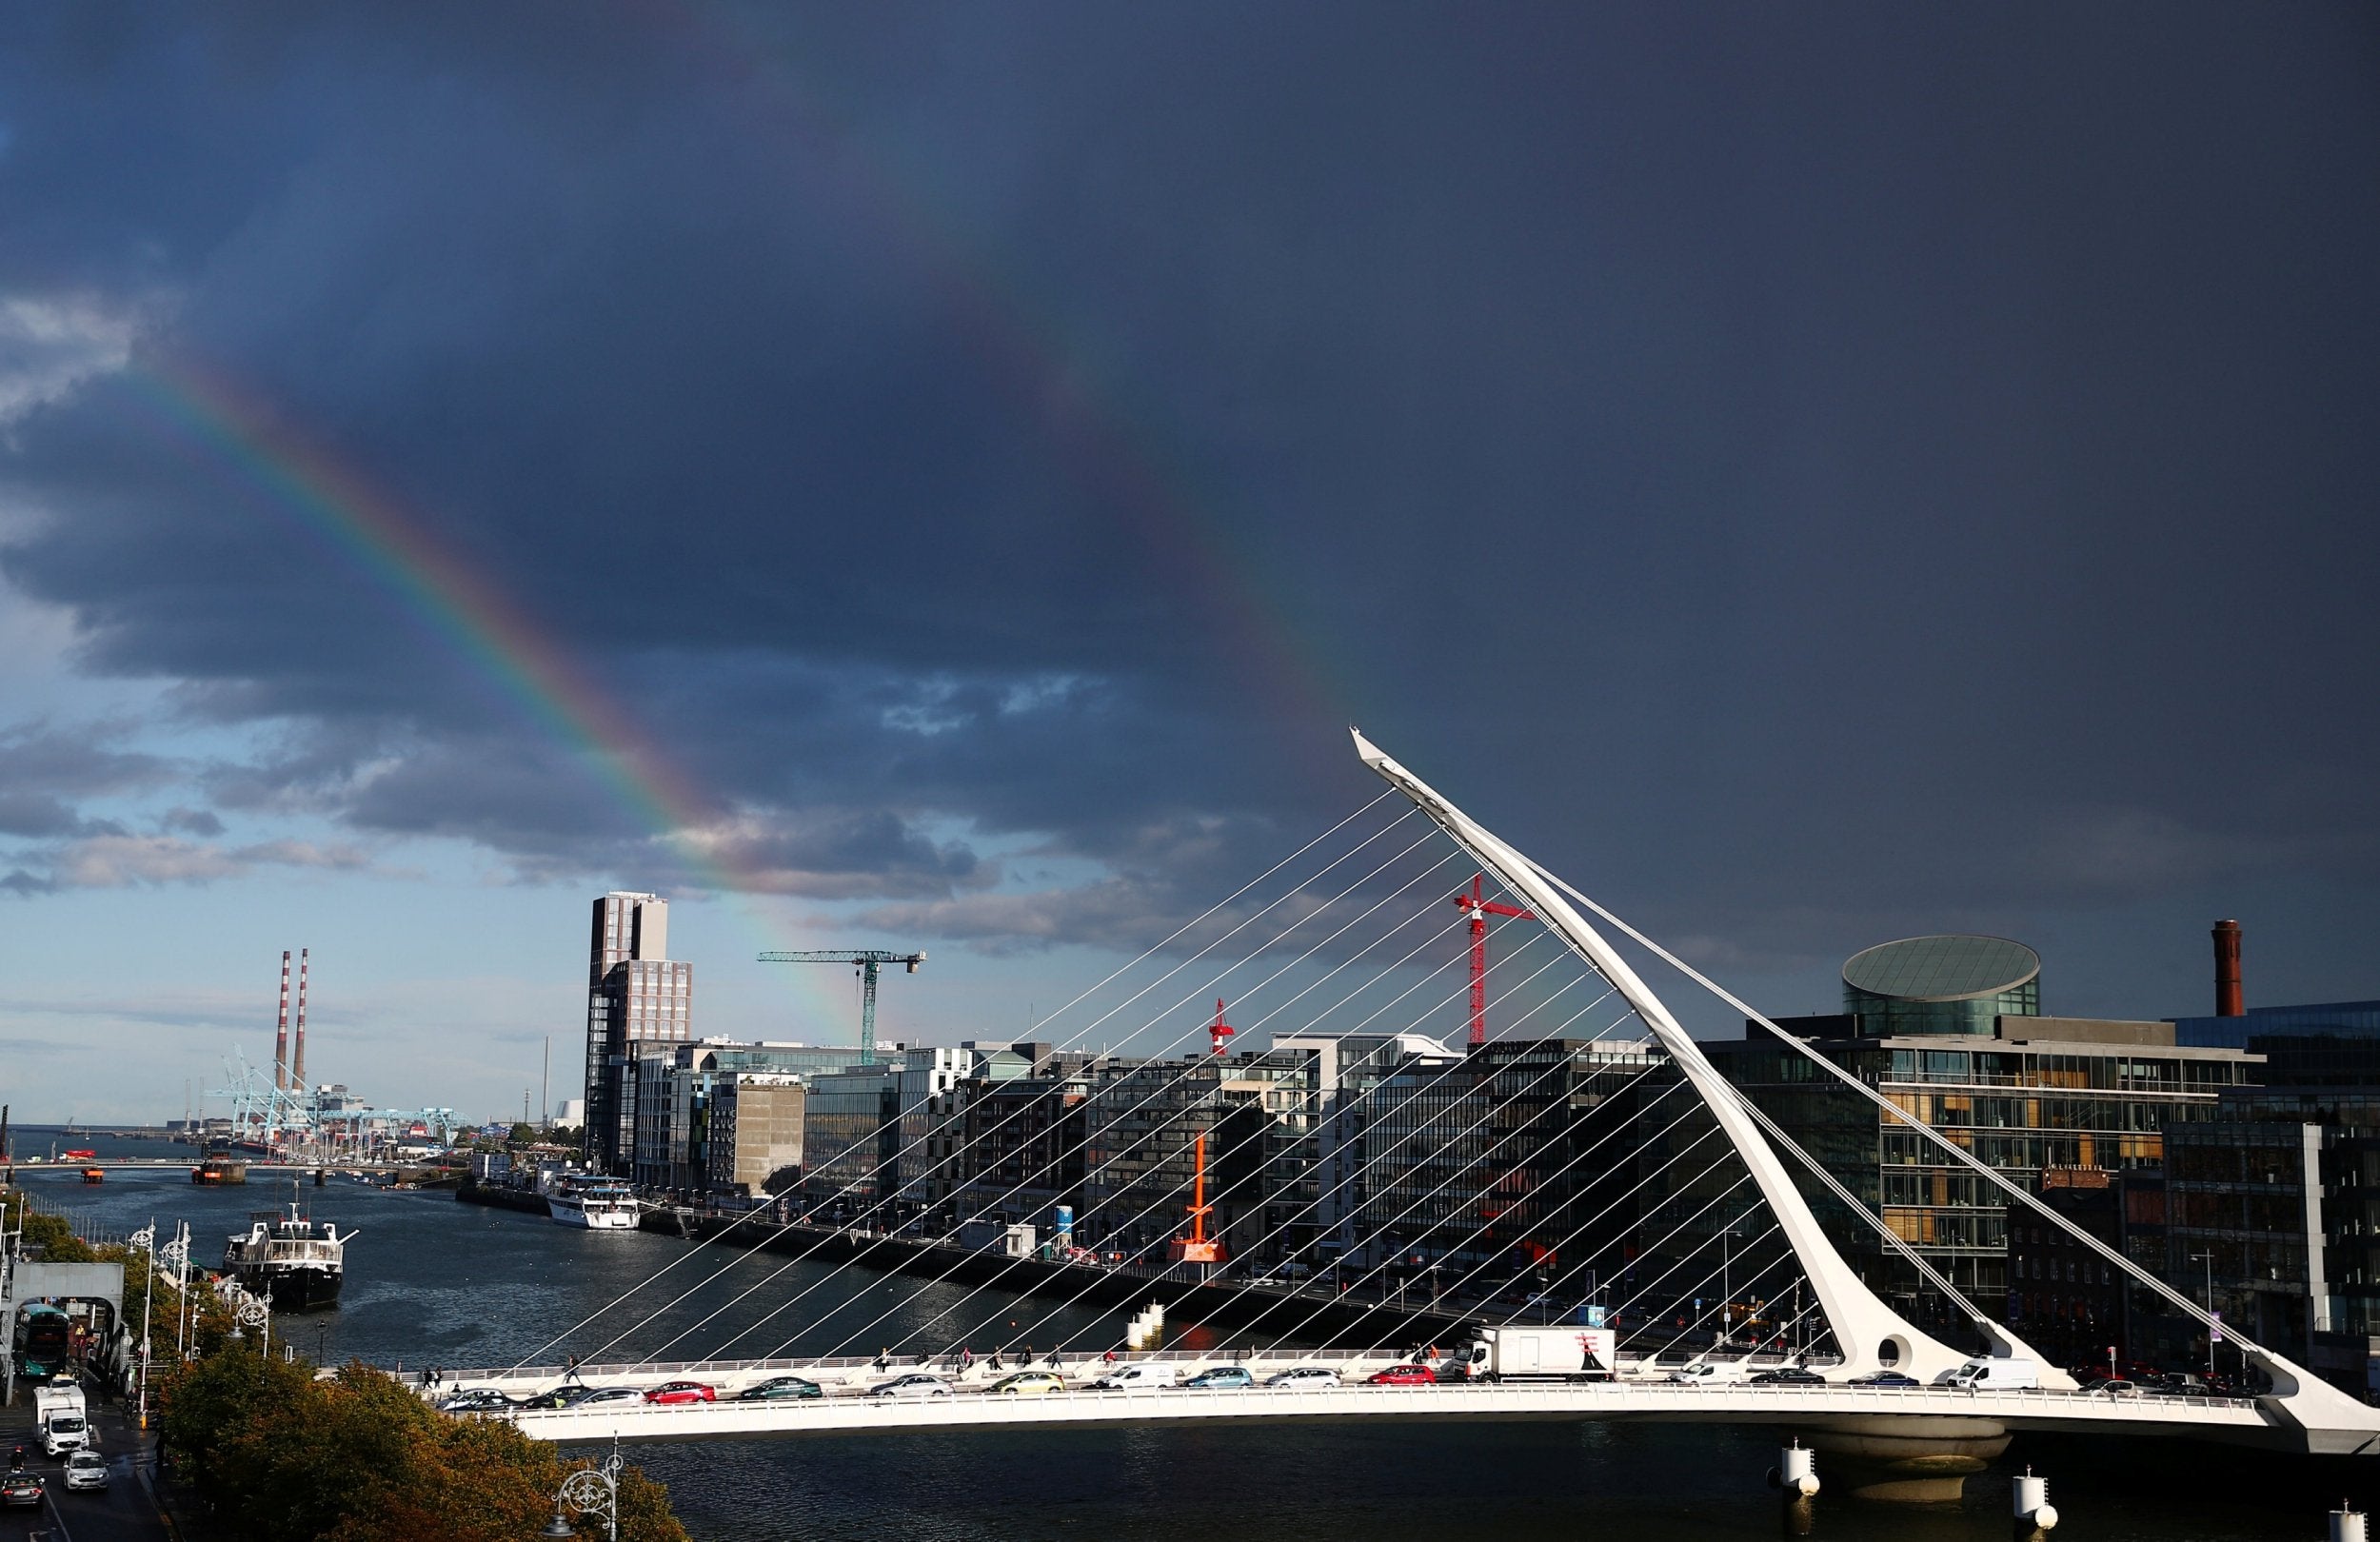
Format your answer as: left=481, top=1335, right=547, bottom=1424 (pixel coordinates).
left=864, top=1374, right=954, bottom=1399
left=63, top=1450, right=109, bottom=1492
left=1086, top=1362, right=1180, bottom=1390
left=1263, top=1366, right=1341, bottom=1389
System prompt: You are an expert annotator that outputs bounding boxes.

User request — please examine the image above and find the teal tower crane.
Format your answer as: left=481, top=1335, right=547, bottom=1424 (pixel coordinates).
left=757, top=949, right=925, bottom=1066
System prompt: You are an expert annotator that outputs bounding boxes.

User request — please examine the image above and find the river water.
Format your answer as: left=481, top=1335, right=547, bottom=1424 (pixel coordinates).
left=7, top=1131, right=2333, bottom=1541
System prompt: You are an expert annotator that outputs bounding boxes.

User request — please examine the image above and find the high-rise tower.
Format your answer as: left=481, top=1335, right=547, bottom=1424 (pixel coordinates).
left=584, top=892, right=695, bottom=1173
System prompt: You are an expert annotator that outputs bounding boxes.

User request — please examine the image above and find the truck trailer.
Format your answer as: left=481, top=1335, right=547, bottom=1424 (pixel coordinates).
left=1452, top=1324, right=1616, bottom=1383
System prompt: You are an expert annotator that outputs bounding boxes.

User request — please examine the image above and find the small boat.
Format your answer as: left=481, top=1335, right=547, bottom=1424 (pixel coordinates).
left=62, top=1148, right=96, bottom=1161
left=79, top=1167, right=105, bottom=1184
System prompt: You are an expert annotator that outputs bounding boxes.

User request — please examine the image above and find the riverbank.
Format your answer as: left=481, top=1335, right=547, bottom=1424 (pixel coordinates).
left=625, top=1203, right=1466, bottom=1348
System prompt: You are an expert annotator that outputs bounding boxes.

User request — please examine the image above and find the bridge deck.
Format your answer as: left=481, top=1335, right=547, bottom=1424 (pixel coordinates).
left=501, top=1378, right=2308, bottom=1450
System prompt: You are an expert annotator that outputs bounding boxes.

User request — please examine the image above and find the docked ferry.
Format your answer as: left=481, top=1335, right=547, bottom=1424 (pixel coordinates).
left=222, top=1204, right=351, bottom=1312
left=546, top=1176, right=641, bottom=1231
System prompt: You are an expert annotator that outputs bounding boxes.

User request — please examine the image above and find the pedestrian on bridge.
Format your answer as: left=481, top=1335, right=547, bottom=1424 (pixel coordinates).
left=873, top=1348, right=890, bottom=1373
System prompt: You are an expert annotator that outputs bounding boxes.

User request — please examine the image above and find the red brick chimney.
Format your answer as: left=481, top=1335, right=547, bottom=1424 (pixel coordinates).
left=2211, top=919, right=2243, bottom=1018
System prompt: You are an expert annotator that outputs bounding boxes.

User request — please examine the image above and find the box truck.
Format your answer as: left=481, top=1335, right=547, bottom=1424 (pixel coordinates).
left=1453, top=1325, right=1616, bottom=1383
left=36, top=1383, right=89, bottom=1456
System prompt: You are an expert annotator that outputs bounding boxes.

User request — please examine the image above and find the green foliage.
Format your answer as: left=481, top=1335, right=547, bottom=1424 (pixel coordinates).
left=1, top=1189, right=96, bottom=1261
left=507, top=1123, right=537, bottom=1147
left=160, top=1347, right=690, bottom=1542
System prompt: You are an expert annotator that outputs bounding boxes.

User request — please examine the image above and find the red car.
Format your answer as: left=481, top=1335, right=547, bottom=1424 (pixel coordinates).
left=643, top=1380, right=717, bottom=1405
left=1366, top=1363, right=1438, bottom=1386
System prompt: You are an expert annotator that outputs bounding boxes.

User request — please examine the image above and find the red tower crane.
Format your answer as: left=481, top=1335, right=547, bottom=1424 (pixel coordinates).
left=1452, top=874, right=1535, bottom=1048
left=1207, top=998, right=1235, bottom=1056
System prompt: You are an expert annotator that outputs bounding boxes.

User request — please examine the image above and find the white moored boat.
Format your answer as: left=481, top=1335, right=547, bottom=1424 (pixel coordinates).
left=546, top=1176, right=641, bottom=1231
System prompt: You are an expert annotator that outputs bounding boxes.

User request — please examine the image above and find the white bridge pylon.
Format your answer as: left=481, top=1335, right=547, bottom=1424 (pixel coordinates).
left=1350, top=729, right=1971, bottom=1384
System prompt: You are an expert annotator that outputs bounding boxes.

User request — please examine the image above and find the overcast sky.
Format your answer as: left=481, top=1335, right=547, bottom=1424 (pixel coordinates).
left=2, top=4, right=2373, bottom=1122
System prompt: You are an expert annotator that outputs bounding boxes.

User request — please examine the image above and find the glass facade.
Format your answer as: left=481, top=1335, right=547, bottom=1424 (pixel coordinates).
left=1708, top=1032, right=2257, bottom=1315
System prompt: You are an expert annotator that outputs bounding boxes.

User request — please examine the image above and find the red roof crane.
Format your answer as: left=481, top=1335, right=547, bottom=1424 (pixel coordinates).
left=1207, top=998, right=1235, bottom=1056
left=1452, top=874, right=1535, bottom=1048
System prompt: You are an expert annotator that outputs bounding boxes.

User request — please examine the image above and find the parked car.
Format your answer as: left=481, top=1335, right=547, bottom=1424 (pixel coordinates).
left=519, top=1385, right=602, bottom=1410
left=1181, top=1366, right=1256, bottom=1390
left=1748, top=1367, right=1827, bottom=1386
left=0, top=1472, right=43, bottom=1509
left=1264, top=1366, right=1342, bottom=1389
left=436, top=1388, right=517, bottom=1413
left=63, top=1450, right=109, bottom=1492
left=574, top=1386, right=648, bottom=1407
left=1845, top=1371, right=1919, bottom=1388
left=2080, top=1377, right=2141, bottom=1398
left=865, top=1374, right=954, bottom=1399
left=643, top=1381, right=717, bottom=1405
left=1365, top=1363, right=1438, bottom=1386
left=737, top=1376, right=824, bottom=1402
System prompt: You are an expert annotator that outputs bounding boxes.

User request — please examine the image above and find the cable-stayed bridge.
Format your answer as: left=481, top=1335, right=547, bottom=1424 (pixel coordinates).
left=460, top=733, right=2380, bottom=1475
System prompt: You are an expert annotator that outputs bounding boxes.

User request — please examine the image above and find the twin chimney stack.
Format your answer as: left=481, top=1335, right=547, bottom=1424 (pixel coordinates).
left=271, top=947, right=313, bottom=1093
left=2212, top=919, right=2244, bottom=1018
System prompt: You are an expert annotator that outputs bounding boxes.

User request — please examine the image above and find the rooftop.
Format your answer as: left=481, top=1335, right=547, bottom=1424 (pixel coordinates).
left=1843, top=934, right=2041, bottom=1002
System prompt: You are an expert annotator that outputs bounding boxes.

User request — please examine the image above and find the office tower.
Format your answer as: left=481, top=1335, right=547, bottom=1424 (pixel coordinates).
left=584, top=892, right=694, bottom=1173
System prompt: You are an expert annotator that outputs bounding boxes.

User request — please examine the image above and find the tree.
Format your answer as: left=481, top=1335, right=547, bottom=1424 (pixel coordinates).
left=508, top=1122, right=537, bottom=1147
left=161, top=1348, right=690, bottom=1541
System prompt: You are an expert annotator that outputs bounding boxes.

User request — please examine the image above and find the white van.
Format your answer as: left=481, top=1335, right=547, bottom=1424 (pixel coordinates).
left=1665, top=1360, right=1747, bottom=1386
left=1088, top=1361, right=1181, bottom=1391
left=1942, top=1356, right=2040, bottom=1391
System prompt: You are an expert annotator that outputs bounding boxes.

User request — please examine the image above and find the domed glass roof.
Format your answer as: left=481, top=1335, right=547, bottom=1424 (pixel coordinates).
left=1841, top=935, right=2041, bottom=1003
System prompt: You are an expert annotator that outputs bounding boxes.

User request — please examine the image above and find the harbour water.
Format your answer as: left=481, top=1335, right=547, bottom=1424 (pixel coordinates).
left=6, top=1132, right=2329, bottom=1540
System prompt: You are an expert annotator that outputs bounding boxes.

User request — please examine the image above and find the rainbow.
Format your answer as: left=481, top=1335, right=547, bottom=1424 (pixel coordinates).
left=643, top=1, right=1362, bottom=747
left=120, top=356, right=854, bottom=1028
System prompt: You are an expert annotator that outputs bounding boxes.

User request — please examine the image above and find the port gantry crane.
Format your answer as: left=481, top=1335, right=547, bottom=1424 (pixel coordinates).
left=756, top=949, right=925, bottom=1066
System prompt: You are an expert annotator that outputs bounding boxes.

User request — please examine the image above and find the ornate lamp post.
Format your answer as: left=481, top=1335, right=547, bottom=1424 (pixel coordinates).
left=542, top=1438, right=622, bottom=1540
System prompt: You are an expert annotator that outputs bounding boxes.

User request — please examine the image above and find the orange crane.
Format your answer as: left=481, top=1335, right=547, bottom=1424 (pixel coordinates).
left=1168, top=1130, right=1222, bottom=1263
left=1453, top=874, right=1535, bottom=1048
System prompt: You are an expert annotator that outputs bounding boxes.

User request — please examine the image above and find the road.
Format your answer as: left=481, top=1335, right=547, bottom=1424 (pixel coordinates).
left=1, top=1402, right=172, bottom=1542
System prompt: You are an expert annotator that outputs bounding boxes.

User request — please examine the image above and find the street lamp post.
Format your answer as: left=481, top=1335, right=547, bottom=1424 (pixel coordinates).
left=543, top=1437, right=623, bottom=1540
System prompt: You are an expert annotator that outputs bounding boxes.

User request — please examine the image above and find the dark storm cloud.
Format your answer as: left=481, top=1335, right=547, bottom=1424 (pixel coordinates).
left=0, top=4, right=2373, bottom=973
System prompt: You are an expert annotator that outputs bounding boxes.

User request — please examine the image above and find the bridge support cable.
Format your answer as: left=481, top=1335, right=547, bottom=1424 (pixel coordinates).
left=1380, top=1128, right=1771, bottom=1352
left=1351, top=729, right=1969, bottom=1382
left=992, top=976, right=1636, bottom=1357
left=595, top=838, right=1476, bottom=1371
left=1513, top=850, right=2368, bottom=1403
left=975, top=976, right=1645, bottom=1359
left=1343, top=1125, right=1741, bottom=1359
left=665, top=840, right=1488, bottom=1369
left=1299, top=1080, right=1736, bottom=1360
left=1730, top=1087, right=2062, bottom=1369
left=512, top=797, right=1421, bottom=1373
left=792, top=878, right=1553, bottom=1366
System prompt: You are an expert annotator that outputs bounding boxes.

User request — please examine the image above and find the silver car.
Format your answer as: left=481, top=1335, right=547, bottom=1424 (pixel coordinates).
left=865, top=1373, right=954, bottom=1399
left=63, top=1450, right=109, bottom=1492
left=1263, top=1366, right=1342, bottom=1389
